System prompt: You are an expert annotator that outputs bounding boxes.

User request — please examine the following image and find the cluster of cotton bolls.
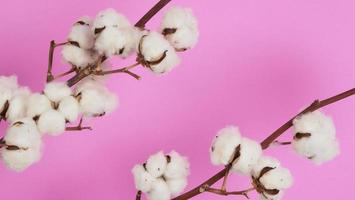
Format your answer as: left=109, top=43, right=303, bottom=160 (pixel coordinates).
left=132, top=151, right=190, bottom=200
left=292, top=110, right=340, bottom=165
left=0, top=75, right=118, bottom=171
left=210, top=126, right=293, bottom=200
left=62, top=6, right=198, bottom=75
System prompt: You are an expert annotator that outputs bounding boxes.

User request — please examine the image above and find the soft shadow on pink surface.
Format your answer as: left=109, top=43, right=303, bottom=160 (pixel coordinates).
left=1, top=0, right=355, bottom=199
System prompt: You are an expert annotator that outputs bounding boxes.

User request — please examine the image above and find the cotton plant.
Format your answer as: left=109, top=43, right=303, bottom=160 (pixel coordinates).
left=0, top=2, right=199, bottom=172
left=132, top=151, right=190, bottom=200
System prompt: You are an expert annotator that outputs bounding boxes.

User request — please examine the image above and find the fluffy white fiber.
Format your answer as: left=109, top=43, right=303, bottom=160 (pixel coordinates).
left=62, top=44, right=97, bottom=69
left=0, top=75, right=18, bottom=113
left=1, top=118, right=42, bottom=172
left=58, top=96, right=80, bottom=123
left=161, top=6, right=199, bottom=50
left=210, top=126, right=242, bottom=166
left=232, top=137, right=262, bottom=175
left=132, top=164, right=155, bottom=193
left=132, top=150, right=189, bottom=200
left=166, top=178, right=188, bottom=197
left=164, top=151, right=189, bottom=179
left=252, top=156, right=280, bottom=178
left=292, top=111, right=340, bottom=165
left=92, top=8, right=131, bottom=30
left=75, top=79, right=118, bottom=117
left=26, top=93, right=52, bottom=118
left=44, top=81, right=72, bottom=103
left=140, top=32, right=180, bottom=74
left=6, top=87, right=31, bottom=122
left=259, top=167, right=293, bottom=190
left=68, top=16, right=95, bottom=49
left=147, top=178, right=171, bottom=200
left=146, top=151, right=168, bottom=178
left=252, top=156, right=293, bottom=200
left=37, top=109, right=66, bottom=136
left=94, top=26, right=128, bottom=57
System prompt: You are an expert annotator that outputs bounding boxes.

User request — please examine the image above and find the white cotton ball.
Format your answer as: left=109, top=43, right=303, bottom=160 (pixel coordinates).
left=232, top=137, right=262, bottom=175
left=0, top=75, right=18, bottom=113
left=140, top=32, right=180, bottom=74
left=37, top=109, right=66, bottom=136
left=164, top=151, right=189, bottom=179
left=75, top=80, right=118, bottom=117
left=146, top=151, right=168, bottom=178
left=132, top=164, right=156, bottom=193
left=6, top=87, right=31, bottom=122
left=1, top=118, right=42, bottom=172
left=259, top=190, right=284, bottom=200
left=293, top=111, right=336, bottom=138
left=210, top=126, right=242, bottom=166
left=94, top=26, right=127, bottom=57
left=44, top=81, right=72, bottom=103
left=58, top=96, right=80, bottom=123
left=292, top=133, right=340, bottom=165
left=93, top=8, right=131, bottom=31
left=119, top=27, right=143, bottom=58
left=68, top=16, right=95, bottom=50
left=252, top=156, right=280, bottom=178
left=147, top=178, right=171, bottom=200
left=260, top=167, right=293, bottom=190
left=161, top=6, right=199, bottom=50
left=62, top=44, right=97, bottom=69
left=166, top=178, right=188, bottom=197
left=26, top=93, right=52, bottom=118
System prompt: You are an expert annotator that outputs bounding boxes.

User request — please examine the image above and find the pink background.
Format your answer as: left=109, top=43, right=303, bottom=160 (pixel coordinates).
left=1, top=0, right=355, bottom=199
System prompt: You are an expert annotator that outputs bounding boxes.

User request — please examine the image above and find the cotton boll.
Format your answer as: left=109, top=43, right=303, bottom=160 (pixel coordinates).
left=166, top=178, right=187, bottom=197
left=93, top=8, right=131, bottom=31
left=1, top=118, right=42, bottom=172
left=292, top=133, right=340, bottom=165
left=75, top=80, right=118, bottom=117
left=260, top=167, right=293, bottom=190
left=119, top=27, right=142, bottom=58
left=164, top=151, right=189, bottom=179
left=44, top=82, right=72, bottom=103
left=147, top=178, right=171, bottom=200
left=161, top=6, right=199, bottom=50
left=62, top=44, right=97, bottom=69
left=6, top=87, right=31, bottom=122
left=210, top=126, right=242, bottom=166
left=94, top=26, right=127, bottom=57
left=146, top=151, right=168, bottom=178
left=26, top=93, right=52, bottom=118
left=68, top=16, right=95, bottom=50
left=132, top=164, right=156, bottom=193
left=139, top=32, right=180, bottom=74
left=293, top=111, right=336, bottom=138
left=37, top=109, right=66, bottom=136
left=0, top=75, right=18, bottom=112
left=252, top=156, right=280, bottom=178
left=232, top=137, right=262, bottom=175
left=58, top=96, right=80, bottom=123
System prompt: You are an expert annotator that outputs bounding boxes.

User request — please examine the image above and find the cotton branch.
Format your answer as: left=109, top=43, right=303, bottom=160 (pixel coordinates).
left=47, top=41, right=69, bottom=82
left=202, top=185, right=255, bottom=199
left=135, top=0, right=172, bottom=28
left=173, top=87, right=355, bottom=200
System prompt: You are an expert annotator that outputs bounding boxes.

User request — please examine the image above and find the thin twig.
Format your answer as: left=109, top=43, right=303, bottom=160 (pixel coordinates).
left=220, top=165, right=230, bottom=191
left=65, top=118, right=92, bottom=131
left=173, top=87, right=355, bottom=200
left=53, top=68, right=76, bottom=80
left=203, top=186, right=255, bottom=199
left=135, top=0, right=172, bottom=28
left=94, top=63, right=141, bottom=80
left=272, top=141, right=292, bottom=146
left=47, top=41, right=69, bottom=82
